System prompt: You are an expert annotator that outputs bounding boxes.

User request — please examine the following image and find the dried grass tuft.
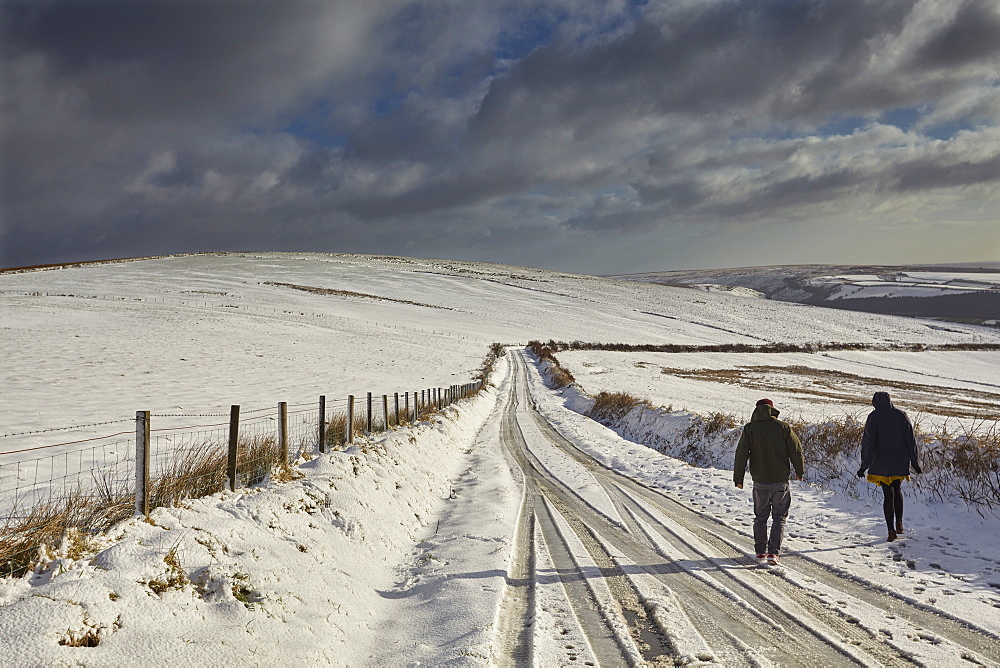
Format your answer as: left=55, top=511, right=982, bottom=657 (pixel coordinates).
left=149, top=440, right=227, bottom=509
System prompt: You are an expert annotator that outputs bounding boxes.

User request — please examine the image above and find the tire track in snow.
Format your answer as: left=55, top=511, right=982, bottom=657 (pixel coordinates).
left=497, top=358, right=630, bottom=666
left=495, top=372, right=535, bottom=665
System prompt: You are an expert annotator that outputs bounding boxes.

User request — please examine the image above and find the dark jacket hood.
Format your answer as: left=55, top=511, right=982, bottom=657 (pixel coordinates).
left=872, top=391, right=893, bottom=409
left=751, top=404, right=780, bottom=420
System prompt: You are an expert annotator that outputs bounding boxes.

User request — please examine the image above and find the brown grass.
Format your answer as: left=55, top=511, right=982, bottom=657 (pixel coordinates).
left=324, top=411, right=368, bottom=448
left=0, top=485, right=133, bottom=578
left=149, top=440, right=227, bottom=509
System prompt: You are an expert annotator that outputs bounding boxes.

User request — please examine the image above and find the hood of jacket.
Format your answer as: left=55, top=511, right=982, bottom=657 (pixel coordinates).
left=751, top=404, right=780, bottom=420
left=872, top=391, right=893, bottom=409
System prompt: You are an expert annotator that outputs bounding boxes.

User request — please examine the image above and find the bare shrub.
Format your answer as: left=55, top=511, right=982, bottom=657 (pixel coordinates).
left=677, top=412, right=741, bottom=468
left=549, top=366, right=576, bottom=388
left=474, top=342, right=507, bottom=389
left=528, top=340, right=1000, bottom=354
left=783, top=414, right=866, bottom=490
left=701, top=412, right=741, bottom=435
left=915, top=421, right=1000, bottom=514
left=527, top=341, right=576, bottom=388
left=588, top=392, right=648, bottom=423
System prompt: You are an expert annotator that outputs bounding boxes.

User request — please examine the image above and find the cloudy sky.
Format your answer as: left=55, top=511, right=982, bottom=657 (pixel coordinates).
left=2, top=0, right=998, bottom=273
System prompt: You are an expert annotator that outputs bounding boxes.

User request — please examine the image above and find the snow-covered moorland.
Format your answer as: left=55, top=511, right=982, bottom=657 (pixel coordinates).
left=2, top=252, right=999, bottom=665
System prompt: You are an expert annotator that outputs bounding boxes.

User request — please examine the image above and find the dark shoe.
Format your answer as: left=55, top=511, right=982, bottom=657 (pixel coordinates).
left=887, top=530, right=897, bottom=542
left=895, top=521, right=904, bottom=534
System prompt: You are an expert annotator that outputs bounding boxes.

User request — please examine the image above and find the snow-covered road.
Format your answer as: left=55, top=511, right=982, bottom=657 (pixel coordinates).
left=483, top=351, right=1000, bottom=666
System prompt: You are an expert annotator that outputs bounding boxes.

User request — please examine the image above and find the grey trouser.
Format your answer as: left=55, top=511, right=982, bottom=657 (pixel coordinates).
left=752, top=481, right=791, bottom=555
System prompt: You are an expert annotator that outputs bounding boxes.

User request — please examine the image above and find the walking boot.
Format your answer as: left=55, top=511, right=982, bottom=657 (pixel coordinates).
left=887, top=529, right=897, bottom=542
left=895, top=520, right=904, bottom=534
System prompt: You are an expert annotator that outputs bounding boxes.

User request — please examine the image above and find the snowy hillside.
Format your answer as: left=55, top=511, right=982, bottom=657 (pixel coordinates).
left=4, top=253, right=998, bottom=446
left=2, top=253, right=1000, bottom=666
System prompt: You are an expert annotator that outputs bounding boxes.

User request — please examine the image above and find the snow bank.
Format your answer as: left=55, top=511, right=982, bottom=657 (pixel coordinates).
left=0, top=367, right=509, bottom=666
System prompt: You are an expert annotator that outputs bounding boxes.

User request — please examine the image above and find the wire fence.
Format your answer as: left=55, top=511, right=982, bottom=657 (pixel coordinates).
left=0, top=382, right=486, bottom=578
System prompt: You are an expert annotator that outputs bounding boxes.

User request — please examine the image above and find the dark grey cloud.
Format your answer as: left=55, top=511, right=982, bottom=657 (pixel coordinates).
left=911, top=0, right=1000, bottom=69
left=2, top=0, right=998, bottom=272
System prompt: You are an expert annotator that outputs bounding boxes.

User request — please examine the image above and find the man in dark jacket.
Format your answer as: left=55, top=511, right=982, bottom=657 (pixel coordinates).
left=857, top=391, right=920, bottom=542
left=734, top=399, right=805, bottom=565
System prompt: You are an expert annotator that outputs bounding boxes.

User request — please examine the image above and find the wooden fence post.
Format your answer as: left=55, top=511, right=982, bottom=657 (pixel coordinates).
left=404, top=392, right=409, bottom=423
left=382, top=394, right=389, bottom=431
left=279, top=402, right=288, bottom=465
left=319, top=395, right=327, bottom=454
left=135, top=410, right=150, bottom=517
left=394, top=392, right=400, bottom=426
left=228, top=405, right=240, bottom=492
left=348, top=395, right=355, bottom=445
left=367, top=392, right=373, bottom=435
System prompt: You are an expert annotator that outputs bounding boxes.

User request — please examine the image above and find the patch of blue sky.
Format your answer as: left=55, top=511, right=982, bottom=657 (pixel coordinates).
left=816, top=114, right=872, bottom=137
left=494, top=0, right=648, bottom=63
left=878, top=107, right=922, bottom=132
left=273, top=101, right=347, bottom=148
left=921, top=119, right=979, bottom=141
left=494, top=7, right=566, bottom=62
left=371, top=87, right=418, bottom=117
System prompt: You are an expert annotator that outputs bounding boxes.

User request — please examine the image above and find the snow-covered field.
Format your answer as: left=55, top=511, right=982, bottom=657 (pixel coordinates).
left=6, top=253, right=995, bottom=451
left=2, top=253, right=1000, bottom=665
left=559, top=349, right=1000, bottom=429
left=820, top=271, right=1000, bottom=300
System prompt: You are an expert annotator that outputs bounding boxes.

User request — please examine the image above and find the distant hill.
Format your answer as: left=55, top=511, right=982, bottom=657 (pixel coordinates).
left=614, top=264, right=1000, bottom=325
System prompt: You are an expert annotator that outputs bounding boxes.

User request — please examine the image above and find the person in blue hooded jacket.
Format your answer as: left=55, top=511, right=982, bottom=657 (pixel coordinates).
left=857, top=391, right=921, bottom=542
